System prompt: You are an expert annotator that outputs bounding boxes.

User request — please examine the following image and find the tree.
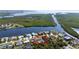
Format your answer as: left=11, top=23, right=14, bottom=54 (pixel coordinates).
left=48, top=36, right=68, bottom=49
left=30, top=34, right=68, bottom=49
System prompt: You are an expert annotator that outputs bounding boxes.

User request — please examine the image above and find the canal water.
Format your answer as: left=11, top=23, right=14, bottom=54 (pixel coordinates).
left=0, top=27, right=55, bottom=38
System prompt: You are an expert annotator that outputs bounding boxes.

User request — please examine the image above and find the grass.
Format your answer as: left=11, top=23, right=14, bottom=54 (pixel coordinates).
left=56, top=13, right=79, bottom=39
left=0, top=14, right=56, bottom=27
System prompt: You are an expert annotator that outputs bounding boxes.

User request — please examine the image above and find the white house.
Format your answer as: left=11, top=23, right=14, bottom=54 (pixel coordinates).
left=18, top=35, right=24, bottom=39
left=23, top=37, right=30, bottom=43
left=16, top=40, right=23, bottom=46
left=64, top=36, right=71, bottom=40
left=1, top=38, right=5, bottom=42
left=44, top=31, right=49, bottom=34
left=11, top=36, right=17, bottom=39
left=31, top=32, right=38, bottom=36
left=26, top=34, right=32, bottom=39
left=1, top=37, right=9, bottom=42
left=50, top=32, right=54, bottom=36
left=58, top=33, right=64, bottom=37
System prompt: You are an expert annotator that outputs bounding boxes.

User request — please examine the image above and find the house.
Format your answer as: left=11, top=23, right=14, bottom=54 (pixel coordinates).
left=31, top=35, right=48, bottom=44
left=16, top=40, right=23, bottom=46
left=44, top=31, right=49, bottom=34
left=45, top=34, right=49, bottom=37
left=49, top=32, right=54, bottom=36
left=31, top=36, right=43, bottom=44
left=1, top=38, right=5, bottom=42
left=23, top=37, right=30, bottom=43
left=26, top=34, right=32, bottom=39
left=58, top=33, right=64, bottom=37
left=31, top=32, right=38, bottom=36
left=25, top=42, right=32, bottom=49
left=1, top=37, right=8, bottom=41
left=1, top=24, right=4, bottom=28
left=11, top=36, right=17, bottom=39
left=5, top=24, right=8, bottom=27
left=64, top=36, right=71, bottom=40
left=18, top=35, right=24, bottom=39
left=19, top=38, right=23, bottom=41
left=42, top=36, right=49, bottom=44
left=37, top=32, right=43, bottom=35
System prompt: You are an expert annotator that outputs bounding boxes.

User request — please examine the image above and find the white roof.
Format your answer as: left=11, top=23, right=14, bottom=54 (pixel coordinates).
left=64, top=36, right=71, bottom=39
left=27, top=34, right=32, bottom=36
left=23, top=40, right=30, bottom=43
left=18, top=35, right=24, bottom=38
left=32, top=32, right=37, bottom=35
left=59, top=33, right=63, bottom=36
left=11, top=36, right=17, bottom=38
left=44, top=31, right=49, bottom=33
left=16, top=40, right=23, bottom=45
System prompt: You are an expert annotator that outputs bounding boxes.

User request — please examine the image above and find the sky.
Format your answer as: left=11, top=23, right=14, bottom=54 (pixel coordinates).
left=0, top=0, right=79, bottom=10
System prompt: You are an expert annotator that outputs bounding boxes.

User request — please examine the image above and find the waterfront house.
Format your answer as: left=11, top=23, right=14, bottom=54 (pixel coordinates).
left=5, top=24, right=8, bottom=27
left=37, top=32, right=43, bottom=35
left=26, top=34, right=32, bottom=39
left=1, top=37, right=9, bottom=43
left=1, top=24, right=4, bottom=27
left=2, top=37, right=8, bottom=41
left=11, top=36, right=17, bottom=39
left=1, top=38, right=5, bottom=42
left=18, top=35, right=24, bottom=39
left=31, top=32, right=38, bottom=36
left=31, top=35, right=48, bottom=44
left=31, top=36, right=44, bottom=44
left=44, top=31, right=49, bottom=34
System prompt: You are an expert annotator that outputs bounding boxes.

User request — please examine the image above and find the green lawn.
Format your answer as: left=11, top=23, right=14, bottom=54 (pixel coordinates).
left=0, top=14, right=56, bottom=27
left=56, top=13, right=79, bottom=39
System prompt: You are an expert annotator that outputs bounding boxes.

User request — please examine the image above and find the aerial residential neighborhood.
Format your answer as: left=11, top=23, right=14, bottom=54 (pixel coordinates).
left=0, top=10, right=79, bottom=49
left=0, top=29, right=78, bottom=49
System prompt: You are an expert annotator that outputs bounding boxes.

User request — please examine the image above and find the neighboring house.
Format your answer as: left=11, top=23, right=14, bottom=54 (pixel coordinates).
left=25, top=42, right=32, bottom=49
left=11, top=36, right=17, bottom=39
left=18, top=35, right=24, bottom=39
left=49, top=32, right=54, bottom=36
left=26, top=34, right=32, bottom=39
left=64, top=36, right=71, bottom=40
left=31, top=32, right=38, bottom=36
left=44, top=31, right=49, bottom=34
left=23, top=37, right=30, bottom=43
left=1, top=37, right=8, bottom=41
left=16, top=40, right=23, bottom=46
left=31, top=35, right=48, bottom=44
left=58, top=33, right=64, bottom=37
left=1, top=38, right=5, bottom=42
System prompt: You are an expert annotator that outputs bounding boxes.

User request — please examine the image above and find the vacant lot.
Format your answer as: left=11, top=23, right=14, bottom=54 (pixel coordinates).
left=0, top=14, right=56, bottom=27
